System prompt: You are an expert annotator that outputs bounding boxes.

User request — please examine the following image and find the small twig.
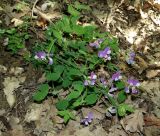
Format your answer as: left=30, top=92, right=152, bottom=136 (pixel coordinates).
left=32, top=0, right=40, bottom=18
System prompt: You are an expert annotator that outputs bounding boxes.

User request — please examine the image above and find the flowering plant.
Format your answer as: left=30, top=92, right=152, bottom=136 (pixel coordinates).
left=31, top=2, right=139, bottom=124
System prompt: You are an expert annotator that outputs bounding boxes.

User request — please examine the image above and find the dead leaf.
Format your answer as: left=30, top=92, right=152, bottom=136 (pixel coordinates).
left=135, top=55, right=148, bottom=70
left=120, top=109, right=144, bottom=133
left=144, top=114, right=160, bottom=128
left=11, top=18, right=23, bottom=26
left=3, top=76, right=26, bottom=107
left=9, top=67, right=24, bottom=76
left=141, top=81, right=160, bottom=107
left=0, top=65, right=7, bottom=73
left=108, top=125, right=127, bottom=136
left=41, top=1, right=57, bottom=11
left=146, top=69, right=160, bottom=78
left=33, top=8, right=61, bottom=23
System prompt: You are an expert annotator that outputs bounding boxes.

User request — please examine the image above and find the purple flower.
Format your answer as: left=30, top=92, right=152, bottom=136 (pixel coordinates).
left=127, top=79, right=140, bottom=87
left=125, top=86, right=139, bottom=94
left=81, top=112, right=93, bottom=126
left=90, top=72, right=97, bottom=80
left=131, top=89, right=139, bottom=94
left=48, top=57, right=53, bottom=65
left=126, top=52, right=135, bottom=64
left=98, top=47, right=111, bottom=60
left=34, top=51, right=46, bottom=60
left=84, top=72, right=97, bottom=86
left=125, top=87, right=130, bottom=93
left=34, top=51, right=53, bottom=65
left=89, top=39, right=103, bottom=48
left=90, top=79, right=96, bottom=86
left=100, top=77, right=107, bottom=87
left=84, top=80, right=90, bottom=86
left=111, top=71, right=122, bottom=81
left=109, top=86, right=117, bottom=93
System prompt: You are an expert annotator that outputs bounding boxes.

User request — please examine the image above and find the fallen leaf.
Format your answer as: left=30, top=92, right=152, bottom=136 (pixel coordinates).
left=120, top=109, right=144, bottom=133
left=135, top=55, right=148, bottom=70
left=41, top=1, right=57, bottom=11
left=108, top=124, right=127, bottom=136
left=141, top=81, right=160, bottom=106
left=3, top=76, right=26, bottom=107
left=146, top=69, right=160, bottom=78
left=0, top=65, right=7, bottom=73
left=9, top=67, right=24, bottom=76
left=144, top=114, right=160, bottom=128
left=11, top=18, right=23, bottom=26
left=33, top=8, right=61, bottom=23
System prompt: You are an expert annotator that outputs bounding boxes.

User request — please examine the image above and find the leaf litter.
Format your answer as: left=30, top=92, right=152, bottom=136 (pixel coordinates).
left=0, top=0, right=160, bottom=136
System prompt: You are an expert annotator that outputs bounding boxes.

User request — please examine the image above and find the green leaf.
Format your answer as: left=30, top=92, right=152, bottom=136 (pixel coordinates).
left=124, top=104, right=134, bottom=113
left=116, top=81, right=125, bottom=90
left=117, top=104, right=134, bottom=116
left=64, top=114, right=70, bottom=124
left=73, top=81, right=84, bottom=92
left=72, top=96, right=83, bottom=108
left=46, top=72, right=61, bottom=81
left=0, top=29, right=6, bottom=35
left=52, top=29, right=62, bottom=39
left=33, top=84, right=49, bottom=102
left=68, top=68, right=82, bottom=76
left=117, top=91, right=127, bottom=103
left=67, top=91, right=81, bottom=101
left=68, top=111, right=75, bottom=120
left=85, top=94, right=98, bottom=105
left=68, top=5, right=80, bottom=16
left=62, top=79, right=72, bottom=88
left=73, top=25, right=85, bottom=35
left=117, top=104, right=126, bottom=116
left=58, top=110, right=75, bottom=124
left=54, top=65, right=65, bottom=75
left=56, top=100, right=69, bottom=110
left=57, top=110, right=66, bottom=116
left=74, top=1, right=91, bottom=10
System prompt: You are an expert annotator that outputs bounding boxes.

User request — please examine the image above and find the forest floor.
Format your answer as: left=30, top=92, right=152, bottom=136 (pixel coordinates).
left=0, top=0, right=160, bottom=136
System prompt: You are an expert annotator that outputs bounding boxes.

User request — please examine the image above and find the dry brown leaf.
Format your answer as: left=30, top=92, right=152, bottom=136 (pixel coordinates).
left=120, top=109, right=144, bottom=133
left=33, top=8, right=61, bottom=23
left=11, top=18, right=23, bottom=26
left=108, top=125, right=127, bottom=136
left=144, top=114, right=160, bottom=128
left=146, top=69, right=160, bottom=78
left=135, top=55, right=148, bottom=70
left=141, top=81, right=160, bottom=107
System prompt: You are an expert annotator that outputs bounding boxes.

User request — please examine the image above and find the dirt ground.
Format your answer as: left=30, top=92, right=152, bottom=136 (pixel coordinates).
left=0, top=0, right=160, bottom=136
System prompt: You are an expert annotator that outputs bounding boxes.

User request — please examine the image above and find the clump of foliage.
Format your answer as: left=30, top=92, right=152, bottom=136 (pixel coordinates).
left=32, top=2, right=139, bottom=124
left=0, top=1, right=140, bottom=124
left=0, top=24, right=30, bottom=54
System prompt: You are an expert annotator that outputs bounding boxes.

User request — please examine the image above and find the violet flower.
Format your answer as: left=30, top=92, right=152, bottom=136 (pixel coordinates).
left=81, top=112, right=93, bottom=126
left=127, top=79, right=140, bottom=87
left=125, top=78, right=140, bottom=94
left=34, top=51, right=46, bottom=60
left=125, top=87, right=130, bottom=93
left=100, top=77, right=107, bottom=87
left=84, top=80, right=90, bottom=86
left=111, top=71, right=122, bottom=81
left=89, top=72, right=97, bottom=80
left=126, top=52, right=135, bottom=65
left=131, top=88, right=139, bottom=94
left=98, top=47, right=111, bottom=61
left=89, top=39, right=103, bottom=48
left=109, top=85, right=118, bottom=93
left=34, top=51, right=53, bottom=65
left=84, top=72, right=97, bottom=86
